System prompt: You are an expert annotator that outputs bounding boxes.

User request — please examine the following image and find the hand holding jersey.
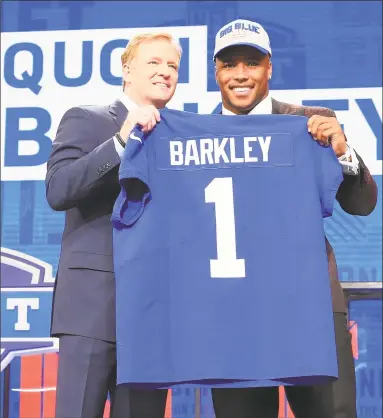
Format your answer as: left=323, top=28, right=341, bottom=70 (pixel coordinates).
left=119, top=105, right=161, bottom=140
left=308, top=115, right=348, bottom=157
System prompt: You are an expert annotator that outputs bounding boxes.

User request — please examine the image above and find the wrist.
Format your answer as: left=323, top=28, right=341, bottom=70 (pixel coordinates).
left=337, top=143, right=351, bottom=161
left=119, top=121, right=134, bottom=143
left=115, top=133, right=126, bottom=148
left=335, top=143, right=348, bottom=158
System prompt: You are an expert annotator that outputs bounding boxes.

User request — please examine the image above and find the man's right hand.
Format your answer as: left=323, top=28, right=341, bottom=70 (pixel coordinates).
left=119, top=105, right=161, bottom=142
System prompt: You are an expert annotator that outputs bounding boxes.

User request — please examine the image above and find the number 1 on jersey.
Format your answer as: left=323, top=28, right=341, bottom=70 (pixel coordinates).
left=205, top=177, right=246, bottom=278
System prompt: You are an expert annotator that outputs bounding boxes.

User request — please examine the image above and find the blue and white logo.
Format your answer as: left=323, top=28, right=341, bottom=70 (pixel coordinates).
left=0, top=247, right=58, bottom=371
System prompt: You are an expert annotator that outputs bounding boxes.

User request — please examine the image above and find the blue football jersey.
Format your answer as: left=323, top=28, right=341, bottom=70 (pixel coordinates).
left=112, top=109, right=343, bottom=388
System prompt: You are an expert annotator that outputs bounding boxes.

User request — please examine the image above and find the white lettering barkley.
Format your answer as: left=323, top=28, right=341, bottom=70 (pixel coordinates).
left=170, top=136, right=272, bottom=166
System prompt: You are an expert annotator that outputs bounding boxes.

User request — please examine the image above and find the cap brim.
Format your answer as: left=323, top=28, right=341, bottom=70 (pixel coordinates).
left=214, top=42, right=270, bottom=59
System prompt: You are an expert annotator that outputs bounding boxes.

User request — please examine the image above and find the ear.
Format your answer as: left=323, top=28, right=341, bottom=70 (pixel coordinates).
left=122, top=64, right=132, bottom=84
left=215, top=65, right=220, bottom=86
left=267, top=60, right=272, bottom=80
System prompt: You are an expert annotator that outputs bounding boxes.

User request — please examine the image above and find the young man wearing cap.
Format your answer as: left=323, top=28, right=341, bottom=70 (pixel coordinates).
left=210, top=19, right=377, bottom=418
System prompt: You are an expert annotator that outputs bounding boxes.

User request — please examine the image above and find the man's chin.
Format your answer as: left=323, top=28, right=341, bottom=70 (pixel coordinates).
left=144, top=96, right=168, bottom=108
left=230, top=102, right=256, bottom=115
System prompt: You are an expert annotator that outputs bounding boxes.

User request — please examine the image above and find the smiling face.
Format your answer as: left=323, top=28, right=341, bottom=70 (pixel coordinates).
left=123, top=37, right=180, bottom=108
left=215, top=45, right=272, bottom=115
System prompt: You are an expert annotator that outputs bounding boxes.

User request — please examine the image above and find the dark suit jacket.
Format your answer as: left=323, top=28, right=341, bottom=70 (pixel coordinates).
left=271, top=98, right=378, bottom=312
left=46, top=100, right=128, bottom=342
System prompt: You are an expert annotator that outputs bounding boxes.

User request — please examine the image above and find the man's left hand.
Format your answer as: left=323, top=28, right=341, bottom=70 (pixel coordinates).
left=307, top=115, right=347, bottom=157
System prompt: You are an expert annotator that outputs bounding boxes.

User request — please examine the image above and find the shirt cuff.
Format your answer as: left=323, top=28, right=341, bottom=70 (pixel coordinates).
left=113, top=135, right=125, bottom=159
left=338, top=145, right=359, bottom=176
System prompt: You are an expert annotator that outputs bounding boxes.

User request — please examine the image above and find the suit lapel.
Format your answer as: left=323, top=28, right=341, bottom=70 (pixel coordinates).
left=271, top=97, right=305, bottom=116
left=271, top=97, right=282, bottom=114
left=109, top=99, right=128, bottom=129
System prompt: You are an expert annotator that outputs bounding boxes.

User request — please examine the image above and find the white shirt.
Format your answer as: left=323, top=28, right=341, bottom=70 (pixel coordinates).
left=222, top=93, right=359, bottom=175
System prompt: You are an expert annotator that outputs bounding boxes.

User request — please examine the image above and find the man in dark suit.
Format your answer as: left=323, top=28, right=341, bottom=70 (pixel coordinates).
left=210, top=19, right=377, bottom=418
left=45, top=32, right=182, bottom=418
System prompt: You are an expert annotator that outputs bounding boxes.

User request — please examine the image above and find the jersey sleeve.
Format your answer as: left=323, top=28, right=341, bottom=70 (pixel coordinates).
left=314, top=142, right=344, bottom=218
left=111, top=127, right=151, bottom=227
